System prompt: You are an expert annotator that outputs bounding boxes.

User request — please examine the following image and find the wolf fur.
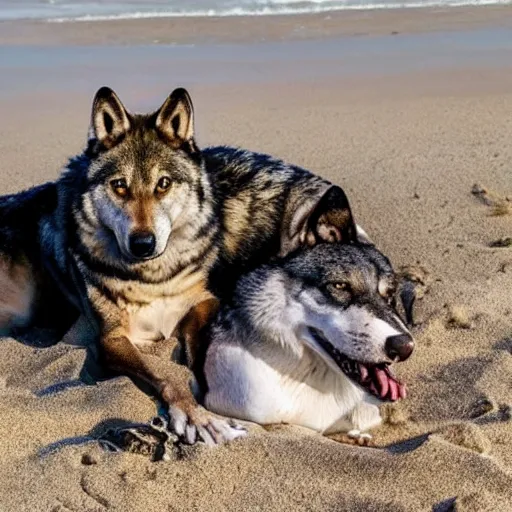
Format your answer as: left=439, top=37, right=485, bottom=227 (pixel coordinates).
left=0, top=87, right=368, bottom=444
left=202, top=231, right=414, bottom=438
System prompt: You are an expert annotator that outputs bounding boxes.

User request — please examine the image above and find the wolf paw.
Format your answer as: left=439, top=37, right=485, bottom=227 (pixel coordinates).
left=330, top=430, right=374, bottom=447
left=168, top=405, right=247, bottom=446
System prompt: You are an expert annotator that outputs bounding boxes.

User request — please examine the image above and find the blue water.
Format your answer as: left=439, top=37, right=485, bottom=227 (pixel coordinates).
left=0, top=0, right=510, bottom=22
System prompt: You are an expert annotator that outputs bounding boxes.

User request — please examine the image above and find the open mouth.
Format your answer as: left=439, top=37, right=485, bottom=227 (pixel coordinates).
left=308, top=327, right=407, bottom=402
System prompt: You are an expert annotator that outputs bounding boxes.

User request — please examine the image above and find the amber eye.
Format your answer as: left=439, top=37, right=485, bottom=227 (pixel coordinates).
left=155, top=177, right=171, bottom=195
left=328, top=282, right=351, bottom=293
left=111, top=178, right=128, bottom=198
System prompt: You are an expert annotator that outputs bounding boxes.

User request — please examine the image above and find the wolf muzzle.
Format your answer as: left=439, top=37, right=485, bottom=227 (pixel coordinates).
left=129, top=231, right=157, bottom=259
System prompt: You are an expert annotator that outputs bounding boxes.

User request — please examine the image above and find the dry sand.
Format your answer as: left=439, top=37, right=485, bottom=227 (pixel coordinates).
left=1, top=9, right=512, bottom=511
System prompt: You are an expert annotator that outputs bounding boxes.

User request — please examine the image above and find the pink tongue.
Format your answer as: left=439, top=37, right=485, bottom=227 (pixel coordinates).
left=375, top=368, right=389, bottom=398
left=388, top=378, right=399, bottom=401
left=365, top=366, right=406, bottom=401
left=372, top=367, right=406, bottom=401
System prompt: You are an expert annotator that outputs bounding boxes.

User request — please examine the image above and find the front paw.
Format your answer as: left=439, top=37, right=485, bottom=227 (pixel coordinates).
left=329, top=430, right=375, bottom=447
left=167, top=404, right=247, bottom=446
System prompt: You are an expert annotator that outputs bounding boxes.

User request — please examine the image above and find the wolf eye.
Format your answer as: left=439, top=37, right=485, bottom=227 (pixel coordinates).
left=328, top=282, right=351, bottom=294
left=110, top=178, right=128, bottom=198
left=155, top=177, right=171, bottom=194
left=326, top=282, right=352, bottom=303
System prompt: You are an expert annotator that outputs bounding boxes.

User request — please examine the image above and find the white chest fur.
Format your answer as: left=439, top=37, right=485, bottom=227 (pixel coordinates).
left=104, top=267, right=211, bottom=346
left=204, top=340, right=382, bottom=434
left=126, top=296, right=195, bottom=344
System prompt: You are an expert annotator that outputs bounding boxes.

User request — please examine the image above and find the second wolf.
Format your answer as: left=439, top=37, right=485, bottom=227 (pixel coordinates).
left=203, top=236, right=414, bottom=440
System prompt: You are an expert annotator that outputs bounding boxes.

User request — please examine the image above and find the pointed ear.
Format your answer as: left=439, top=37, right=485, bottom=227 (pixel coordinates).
left=154, top=88, right=195, bottom=149
left=355, top=225, right=374, bottom=245
left=89, top=87, right=131, bottom=151
left=306, top=186, right=357, bottom=245
left=280, top=185, right=357, bottom=257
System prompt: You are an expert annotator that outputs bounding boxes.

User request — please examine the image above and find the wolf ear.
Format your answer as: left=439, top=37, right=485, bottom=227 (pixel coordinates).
left=280, top=185, right=357, bottom=257
left=90, top=87, right=131, bottom=150
left=154, top=88, right=195, bottom=149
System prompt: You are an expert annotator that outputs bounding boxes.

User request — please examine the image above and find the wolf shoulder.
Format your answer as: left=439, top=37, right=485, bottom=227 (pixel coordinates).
left=202, top=146, right=335, bottom=290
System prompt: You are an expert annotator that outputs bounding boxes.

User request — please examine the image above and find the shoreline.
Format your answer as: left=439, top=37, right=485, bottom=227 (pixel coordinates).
left=0, top=5, right=511, bottom=46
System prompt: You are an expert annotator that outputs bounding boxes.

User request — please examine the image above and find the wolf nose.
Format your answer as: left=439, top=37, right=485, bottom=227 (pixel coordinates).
left=129, top=231, right=156, bottom=258
left=385, top=334, right=414, bottom=362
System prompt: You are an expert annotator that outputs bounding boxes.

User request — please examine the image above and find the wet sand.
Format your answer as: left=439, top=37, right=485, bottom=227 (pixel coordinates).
left=0, top=5, right=512, bottom=45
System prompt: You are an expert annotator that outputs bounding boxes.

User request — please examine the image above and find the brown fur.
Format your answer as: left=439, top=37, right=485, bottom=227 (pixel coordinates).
left=223, top=193, right=253, bottom=258
left=177, top=298, right=220, bottom=368
left=0, top=256, right=35, bottom=330
left=130, top=196, right=155, bottom=232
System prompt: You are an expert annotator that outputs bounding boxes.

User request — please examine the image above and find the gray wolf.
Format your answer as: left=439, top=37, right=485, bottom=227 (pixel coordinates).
left=202, top=221, right=414, bottom=440
left=0, top=86, right=365, bottom=444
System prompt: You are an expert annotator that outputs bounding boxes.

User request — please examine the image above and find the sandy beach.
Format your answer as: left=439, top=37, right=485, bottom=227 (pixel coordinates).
left=1, top=7, right=512, bottom=511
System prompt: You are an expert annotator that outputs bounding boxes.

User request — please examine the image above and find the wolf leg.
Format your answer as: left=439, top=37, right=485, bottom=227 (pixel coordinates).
left=100, top=331, right=246, bottom=445
left=329, top=400, right=382, bottom=445
left=327, top=403, right=381, bottom=447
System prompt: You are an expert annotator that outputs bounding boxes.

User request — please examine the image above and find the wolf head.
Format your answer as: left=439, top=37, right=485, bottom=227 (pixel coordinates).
left=77, top=87, right=208, bottom=263
left=277, top=234, right=414, bottom=401
left=237, top=191, right=413, bottom=402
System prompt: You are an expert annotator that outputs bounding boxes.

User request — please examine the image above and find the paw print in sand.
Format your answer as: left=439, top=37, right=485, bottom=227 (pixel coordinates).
left=98, top=414, right=247, bottom=461
left=99, top=416, right=179, bottom=461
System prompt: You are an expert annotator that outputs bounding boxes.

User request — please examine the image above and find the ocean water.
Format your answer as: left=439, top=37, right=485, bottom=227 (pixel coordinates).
left=0, top=0, right=510, bottom=22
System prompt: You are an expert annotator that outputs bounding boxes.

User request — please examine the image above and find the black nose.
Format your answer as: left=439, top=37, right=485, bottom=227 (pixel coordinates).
left=128, top=231, right=156, bottom=258
left=385, top=334, right=414, bottom=362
